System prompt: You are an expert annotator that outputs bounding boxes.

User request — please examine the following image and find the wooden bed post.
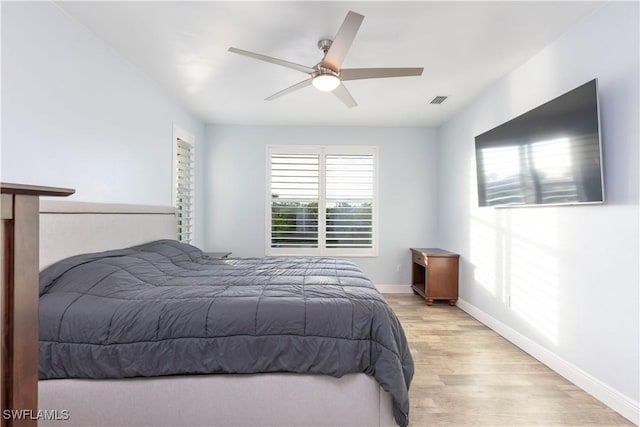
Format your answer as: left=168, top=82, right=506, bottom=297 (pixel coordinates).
left=1, top=184, right=74, bottom=427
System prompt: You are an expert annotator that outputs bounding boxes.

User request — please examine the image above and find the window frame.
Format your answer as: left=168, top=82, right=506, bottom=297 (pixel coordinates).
left=172, top=124, right=195, bottom=243
left=265, top=145, right=378, bottom=257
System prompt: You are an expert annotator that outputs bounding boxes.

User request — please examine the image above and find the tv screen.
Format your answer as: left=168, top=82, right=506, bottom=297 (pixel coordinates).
left=475, top=79, right=604, bottom=207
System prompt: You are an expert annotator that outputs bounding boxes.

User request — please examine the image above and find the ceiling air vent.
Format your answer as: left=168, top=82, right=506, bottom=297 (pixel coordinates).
left=430, top=96, right=448, bottom=105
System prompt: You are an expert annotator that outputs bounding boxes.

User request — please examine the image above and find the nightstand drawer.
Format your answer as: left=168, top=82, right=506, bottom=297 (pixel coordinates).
left=412, top=251, right=428, bottom=267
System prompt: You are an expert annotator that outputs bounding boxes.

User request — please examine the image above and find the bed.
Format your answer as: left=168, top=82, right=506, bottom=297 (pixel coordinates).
left=37, top=201, right=413, bottom=427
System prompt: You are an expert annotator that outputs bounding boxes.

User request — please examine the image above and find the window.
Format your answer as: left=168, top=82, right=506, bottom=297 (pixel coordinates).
left=267, top=146, right=377, bottom=257
left=172, top=126, right=194, bottom=243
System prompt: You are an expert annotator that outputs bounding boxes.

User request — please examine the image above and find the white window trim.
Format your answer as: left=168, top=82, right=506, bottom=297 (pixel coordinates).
left=172, top=124, right=195, bottom=243
left=265, top=145, right=379, bottom=258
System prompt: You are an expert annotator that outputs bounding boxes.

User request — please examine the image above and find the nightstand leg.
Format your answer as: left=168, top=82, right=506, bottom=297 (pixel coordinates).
left=426, top=298, right=434, bottom=306
left=448, top=299, right=457, bottom=306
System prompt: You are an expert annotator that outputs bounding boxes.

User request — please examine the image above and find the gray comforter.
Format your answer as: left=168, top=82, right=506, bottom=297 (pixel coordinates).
left=39, top=240, right=414, bottom=426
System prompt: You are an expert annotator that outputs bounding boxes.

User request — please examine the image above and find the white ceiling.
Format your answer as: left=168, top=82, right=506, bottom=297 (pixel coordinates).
left=56, top=1, right=603, bottom=127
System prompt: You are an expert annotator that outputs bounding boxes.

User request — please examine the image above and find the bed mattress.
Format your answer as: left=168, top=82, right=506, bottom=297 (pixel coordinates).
left=39, top=240, right=413, bottom=426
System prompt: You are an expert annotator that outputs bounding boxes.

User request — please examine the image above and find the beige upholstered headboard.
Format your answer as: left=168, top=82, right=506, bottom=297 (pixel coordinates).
left=39, top=200, right=177, bottom=270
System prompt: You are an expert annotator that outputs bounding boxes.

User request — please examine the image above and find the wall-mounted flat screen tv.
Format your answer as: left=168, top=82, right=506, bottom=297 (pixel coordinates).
left=475, top=79, right=604, bottom=207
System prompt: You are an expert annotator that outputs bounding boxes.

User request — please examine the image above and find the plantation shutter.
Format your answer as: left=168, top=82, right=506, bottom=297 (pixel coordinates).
left=270, top=154, right=319, bottom=248
left=267, top=146, right=377, bottom=256
left=325, top=154, right=374, bottom=248
left=175, top=137, right=193, bottom=243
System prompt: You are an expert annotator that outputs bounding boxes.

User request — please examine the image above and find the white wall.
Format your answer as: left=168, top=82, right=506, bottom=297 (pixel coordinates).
left=1, top=2, right=206, bottom=247
left=204, top=125, right=438, bottom=286
left=437, top=2, right=639, bottom=421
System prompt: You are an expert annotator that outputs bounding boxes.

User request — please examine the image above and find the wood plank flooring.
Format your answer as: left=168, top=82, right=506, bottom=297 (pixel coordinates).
left=383, top=294, right=634, bottom=427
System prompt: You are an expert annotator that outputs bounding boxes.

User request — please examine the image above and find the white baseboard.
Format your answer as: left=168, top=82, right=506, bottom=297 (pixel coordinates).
left=375, top=284, right=413, bottom=294
left=456, top=298, right=639, bottom=425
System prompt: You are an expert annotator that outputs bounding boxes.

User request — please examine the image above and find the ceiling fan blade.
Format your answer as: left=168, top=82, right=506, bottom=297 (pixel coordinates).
left=340, top=67, right=424, bottom=81
left=265, top=78, right=313, bottom=101
left=332, top=83, right=358, bottom=108
left=321, top=11, right=364, bottom=72
left=228, top=47, right=316, bottom=75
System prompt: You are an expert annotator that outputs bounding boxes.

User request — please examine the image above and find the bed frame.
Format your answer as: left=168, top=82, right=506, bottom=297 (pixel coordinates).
left=37, top=200, right=395, bottom=426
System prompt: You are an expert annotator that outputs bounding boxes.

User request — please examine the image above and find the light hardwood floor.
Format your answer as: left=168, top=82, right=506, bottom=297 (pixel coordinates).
left=383, top=294, right=634, bottom=427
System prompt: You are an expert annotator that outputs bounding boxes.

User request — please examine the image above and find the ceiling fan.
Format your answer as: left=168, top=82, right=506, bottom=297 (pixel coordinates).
left=228, top=11, right=423, bottom=108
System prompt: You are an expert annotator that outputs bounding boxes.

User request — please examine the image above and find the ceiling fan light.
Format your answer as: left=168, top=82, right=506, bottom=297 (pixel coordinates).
left=312, top=74, right=340, bottom=92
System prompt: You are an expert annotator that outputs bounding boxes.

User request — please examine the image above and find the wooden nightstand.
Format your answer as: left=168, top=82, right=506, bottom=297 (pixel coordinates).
left=410, top=248, right=460, bottom=306
left=203, top=252, right=232, bottom=259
